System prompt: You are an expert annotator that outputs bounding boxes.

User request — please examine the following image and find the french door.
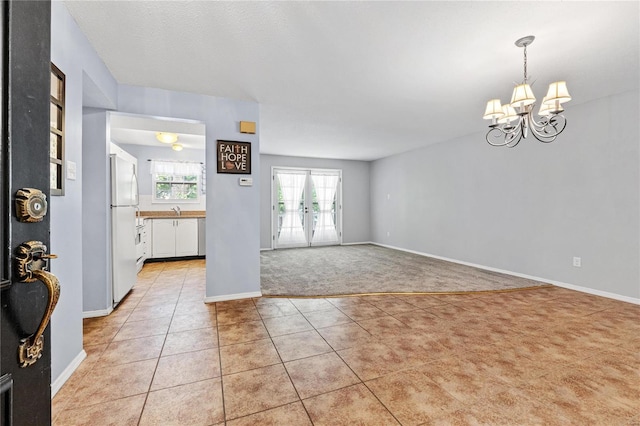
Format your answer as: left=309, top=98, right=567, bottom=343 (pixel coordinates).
left=272, top=168, right=342, bottom=249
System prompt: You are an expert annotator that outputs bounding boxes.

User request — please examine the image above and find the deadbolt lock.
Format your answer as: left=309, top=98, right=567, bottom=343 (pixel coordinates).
left=15, top=188, right=48, bottom=223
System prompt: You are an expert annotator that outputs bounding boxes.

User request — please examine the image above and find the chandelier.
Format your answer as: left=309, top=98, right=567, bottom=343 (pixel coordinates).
left=483, top=35, right=571, bottom=148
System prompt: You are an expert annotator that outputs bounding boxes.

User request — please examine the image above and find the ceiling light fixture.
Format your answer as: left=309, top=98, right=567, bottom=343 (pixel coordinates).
left=171, top=143, right=183, bottom=151
left=156, top=132, right=178, bottom=144
left=483, top=35, right=571, bottom=148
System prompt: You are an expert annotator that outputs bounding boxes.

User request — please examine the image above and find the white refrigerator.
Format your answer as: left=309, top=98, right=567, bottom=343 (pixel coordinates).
left=111, top=153, right=139, bottom=305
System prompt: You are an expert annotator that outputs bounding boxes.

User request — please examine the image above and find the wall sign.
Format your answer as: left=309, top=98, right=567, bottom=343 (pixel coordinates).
left=217, top=140, right=251, bottom=174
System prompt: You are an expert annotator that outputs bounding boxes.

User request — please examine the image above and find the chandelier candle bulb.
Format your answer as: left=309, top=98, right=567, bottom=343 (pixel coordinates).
left=482, top=35, right=570, bottom=148
left=498, top=105, right=518, bottom=125
left=539, top=96, right=564, bottom=116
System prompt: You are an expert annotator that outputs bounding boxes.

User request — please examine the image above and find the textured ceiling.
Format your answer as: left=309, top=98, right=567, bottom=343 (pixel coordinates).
left=64, top=1, right=639, bottom=161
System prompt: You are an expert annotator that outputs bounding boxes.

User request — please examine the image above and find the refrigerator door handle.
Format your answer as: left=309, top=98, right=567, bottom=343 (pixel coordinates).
left=131, top=169, right=139, bottom=207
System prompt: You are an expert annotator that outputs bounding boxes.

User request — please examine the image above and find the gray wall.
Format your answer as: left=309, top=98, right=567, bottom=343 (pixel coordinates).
left=81, top=110, right=112, bottom=313
left=370, top=90, right=640, bottom=299
left=260, top=154, right=371, bottom=248
left=51, top=3, right=118, bottom=384
left=117, top=86, right=261, bottom=299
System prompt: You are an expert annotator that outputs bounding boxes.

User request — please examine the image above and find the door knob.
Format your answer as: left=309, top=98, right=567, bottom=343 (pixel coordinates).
left=15, top=241, right=60, bottom=368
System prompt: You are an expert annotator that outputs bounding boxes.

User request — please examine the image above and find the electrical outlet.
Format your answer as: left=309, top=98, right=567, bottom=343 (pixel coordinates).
left=573, top=257, right=581, bottom=267
left=387, top=194, right=390, bottom=200
left=387, top=231, right=390, bottom=237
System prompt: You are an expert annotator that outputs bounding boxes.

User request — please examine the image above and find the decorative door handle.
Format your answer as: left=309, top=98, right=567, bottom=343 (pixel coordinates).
left=15, top=241, right=61, bottom=368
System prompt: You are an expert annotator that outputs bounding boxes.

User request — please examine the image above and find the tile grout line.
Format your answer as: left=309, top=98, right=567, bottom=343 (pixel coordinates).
left=137, top=261, right=188, bottom=425
left=214, top=296, right=227, bottom=425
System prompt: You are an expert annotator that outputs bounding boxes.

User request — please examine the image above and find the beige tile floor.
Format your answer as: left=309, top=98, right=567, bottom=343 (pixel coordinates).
left=53, top=259, right=640, bottom=425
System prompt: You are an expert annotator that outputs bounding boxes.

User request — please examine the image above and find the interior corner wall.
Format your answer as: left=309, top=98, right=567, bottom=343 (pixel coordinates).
left=370, top=90, right=640, bottom=300
left=50, top=2, right=118, bottom=384
left=260, top=154, right=371, bottom=248
left=117, top=85, right=260, bottom=299
left=81, top=110, right=111, bottom=313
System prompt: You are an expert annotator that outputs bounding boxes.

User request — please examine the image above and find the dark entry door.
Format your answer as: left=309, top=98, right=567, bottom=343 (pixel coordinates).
left=1, top=1, right=54, bottom=425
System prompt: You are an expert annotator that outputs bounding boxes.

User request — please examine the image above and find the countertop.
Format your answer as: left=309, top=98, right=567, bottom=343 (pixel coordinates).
left=139, top=210, right=206, bottom=219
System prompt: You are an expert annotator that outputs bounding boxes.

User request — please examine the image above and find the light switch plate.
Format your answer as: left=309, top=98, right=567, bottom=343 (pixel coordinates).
left=66, top=160, right=77, bottom=180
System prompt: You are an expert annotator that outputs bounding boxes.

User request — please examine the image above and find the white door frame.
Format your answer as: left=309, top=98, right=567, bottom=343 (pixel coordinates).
left=271, top=166, right=343, bottom=249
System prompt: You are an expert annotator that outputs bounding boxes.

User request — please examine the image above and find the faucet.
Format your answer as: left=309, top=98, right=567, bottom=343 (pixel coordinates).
left=171, top=206, right=181, bottom=216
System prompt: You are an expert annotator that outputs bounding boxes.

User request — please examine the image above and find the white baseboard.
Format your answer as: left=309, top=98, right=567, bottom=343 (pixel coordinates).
left=549, top=281, right=639, bottom=305
left=204, top=291, right=263, bottom=303
left=51, top=349, right=87, bottom=398
left=82, top=307, right=113, bottom=319
left=263, top=242, right=374, bottom=250
left=372, top=242, right=639, bottom=305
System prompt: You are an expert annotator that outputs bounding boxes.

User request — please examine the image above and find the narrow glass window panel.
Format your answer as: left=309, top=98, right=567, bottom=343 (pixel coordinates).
left=50, top=132, right=59, bottom=159
left=50, top=103, right=60, bottom=129
left=50, top=63, right=65, bottom=196
left=50, top=72, right=62, bottom=100
left=50, top=163, right=57, bottom=190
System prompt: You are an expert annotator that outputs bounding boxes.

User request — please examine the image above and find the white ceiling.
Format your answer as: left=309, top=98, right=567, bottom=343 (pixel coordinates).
left=65, top=1, right=639, bottom=161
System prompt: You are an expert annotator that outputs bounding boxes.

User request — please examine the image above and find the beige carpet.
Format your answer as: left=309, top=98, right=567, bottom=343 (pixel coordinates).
left=260, top=244, right=549, bottom=296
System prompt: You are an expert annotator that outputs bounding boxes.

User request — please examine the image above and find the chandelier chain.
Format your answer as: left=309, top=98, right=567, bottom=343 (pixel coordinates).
left=523, top=44, right=528, bottom=83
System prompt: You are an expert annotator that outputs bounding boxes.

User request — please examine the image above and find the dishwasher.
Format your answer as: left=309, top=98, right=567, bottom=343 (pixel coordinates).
left=198, top=218, right=206, bottom=256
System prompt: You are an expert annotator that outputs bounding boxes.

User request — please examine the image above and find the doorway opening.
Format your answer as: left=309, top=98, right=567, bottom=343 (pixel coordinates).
left=272, top=167, right=342, bottom=249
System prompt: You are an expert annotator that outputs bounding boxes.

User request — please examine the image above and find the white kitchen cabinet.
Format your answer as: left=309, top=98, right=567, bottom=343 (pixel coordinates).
left=151, top=218, right=198, bottom=258
left=175, top=219, right=198, bottom=256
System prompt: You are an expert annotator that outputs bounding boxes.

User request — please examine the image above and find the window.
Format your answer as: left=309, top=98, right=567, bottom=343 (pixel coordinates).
left=50, top=63, right=65, bottom=196
left=151, top=160, right=202, bottom=202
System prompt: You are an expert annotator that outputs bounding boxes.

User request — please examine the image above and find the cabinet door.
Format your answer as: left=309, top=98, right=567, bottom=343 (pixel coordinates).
left=175, top=218, right=199, bottom=256
left=152, top=219, right=176, bottom=258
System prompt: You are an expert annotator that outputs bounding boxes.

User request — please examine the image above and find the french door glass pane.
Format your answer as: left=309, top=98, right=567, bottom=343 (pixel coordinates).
left=310, top=173, right=339, bottom=244
left=276, top=172, right=307, bottom=246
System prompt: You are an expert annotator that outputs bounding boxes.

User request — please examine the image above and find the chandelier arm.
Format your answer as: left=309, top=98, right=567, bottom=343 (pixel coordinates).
left=505, top=120, right=525, bottom=148
left=486, top=127, right=511, bottom=146
left=528, top=113, right=567, bottom=143
left=485, top=116, right=525, bottom=147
